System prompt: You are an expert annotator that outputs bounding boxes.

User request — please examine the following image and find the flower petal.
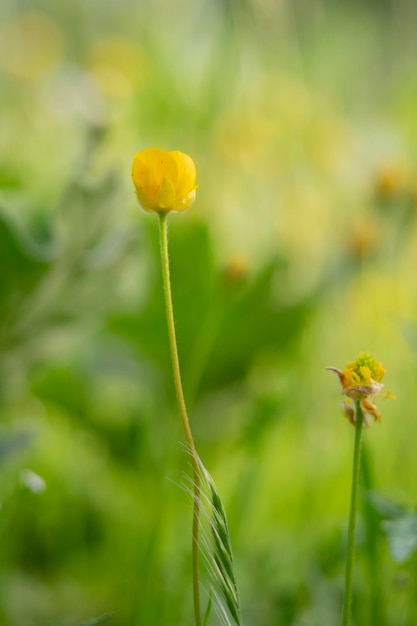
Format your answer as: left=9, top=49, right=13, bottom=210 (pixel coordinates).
left=169, top=150, right=197, bottom=195
left=342, top=401, right=356, bottom=425
left=361, top=397, right=381, bottom=423
left=344, top=382, right=384, bottom=399
left=157, top=177, right=176, bottom=209
left=131, top=148, right=179, bottom=212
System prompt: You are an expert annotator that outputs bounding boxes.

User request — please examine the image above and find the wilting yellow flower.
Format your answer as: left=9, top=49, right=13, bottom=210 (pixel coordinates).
left=326, top=352, right=391, bottom=427
left=131, top=148, right=197, bottom=213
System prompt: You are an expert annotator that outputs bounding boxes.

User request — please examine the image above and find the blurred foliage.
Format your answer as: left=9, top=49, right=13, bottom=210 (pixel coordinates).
left=1, top=0, right=417, bottom=625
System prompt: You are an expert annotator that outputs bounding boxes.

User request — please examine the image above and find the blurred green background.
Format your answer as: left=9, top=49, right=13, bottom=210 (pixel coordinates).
left=1, top=0, right=417, bottom=624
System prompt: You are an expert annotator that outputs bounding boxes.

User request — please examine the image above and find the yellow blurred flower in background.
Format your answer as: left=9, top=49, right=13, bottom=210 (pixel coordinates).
left=87, top=37, right=145, bottom=98
left=0, top=12, right=63, bottom=80
left=131, top=148, right=197, bottom=213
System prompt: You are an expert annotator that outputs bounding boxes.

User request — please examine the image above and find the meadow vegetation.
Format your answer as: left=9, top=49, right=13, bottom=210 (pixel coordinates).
left=0, top=1, right=417, bottom=624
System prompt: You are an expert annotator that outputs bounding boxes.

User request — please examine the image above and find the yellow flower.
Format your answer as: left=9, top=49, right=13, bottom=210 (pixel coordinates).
left=326, top=352, right=391, bottom=427
left=131, top=148, right=197, bottom=213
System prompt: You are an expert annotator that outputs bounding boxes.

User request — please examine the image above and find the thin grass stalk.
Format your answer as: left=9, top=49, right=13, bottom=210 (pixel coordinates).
left=342, top=400, right=364, bottom=626
left=158, top=211, right=202, bottom=626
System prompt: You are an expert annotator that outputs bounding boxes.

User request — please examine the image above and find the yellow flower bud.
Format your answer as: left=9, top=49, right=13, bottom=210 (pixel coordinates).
left=131, top=147, right=197, bottom=213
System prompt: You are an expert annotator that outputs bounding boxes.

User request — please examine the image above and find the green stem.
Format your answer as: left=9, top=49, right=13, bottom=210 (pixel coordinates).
left=158, top=212, right=202, bottom=626
left=342, top=400, right=364, bottom=626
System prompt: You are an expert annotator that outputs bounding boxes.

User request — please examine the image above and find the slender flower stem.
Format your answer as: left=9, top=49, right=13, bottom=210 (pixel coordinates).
left=342, top=400, right=364, bottom=626
left=158, top=212, right=202, bottom=626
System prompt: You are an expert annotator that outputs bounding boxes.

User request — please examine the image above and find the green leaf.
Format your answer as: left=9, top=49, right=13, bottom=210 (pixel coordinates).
left=32, top=365, right=89, bottom=417
left=196, top=257, right=313, bottom=392
left=0, top=210, right=50, bottom=320
left=0, top=431, right=33, bottom=463
left=382, top=514, right=417, bottom=563
left=365, top=490, right=407, bottom=520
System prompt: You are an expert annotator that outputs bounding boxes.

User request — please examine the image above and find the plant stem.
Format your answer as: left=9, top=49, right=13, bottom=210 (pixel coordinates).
left=158, top=212, right=202, bottom=626
left=341, top=400, right=364, bottom=626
